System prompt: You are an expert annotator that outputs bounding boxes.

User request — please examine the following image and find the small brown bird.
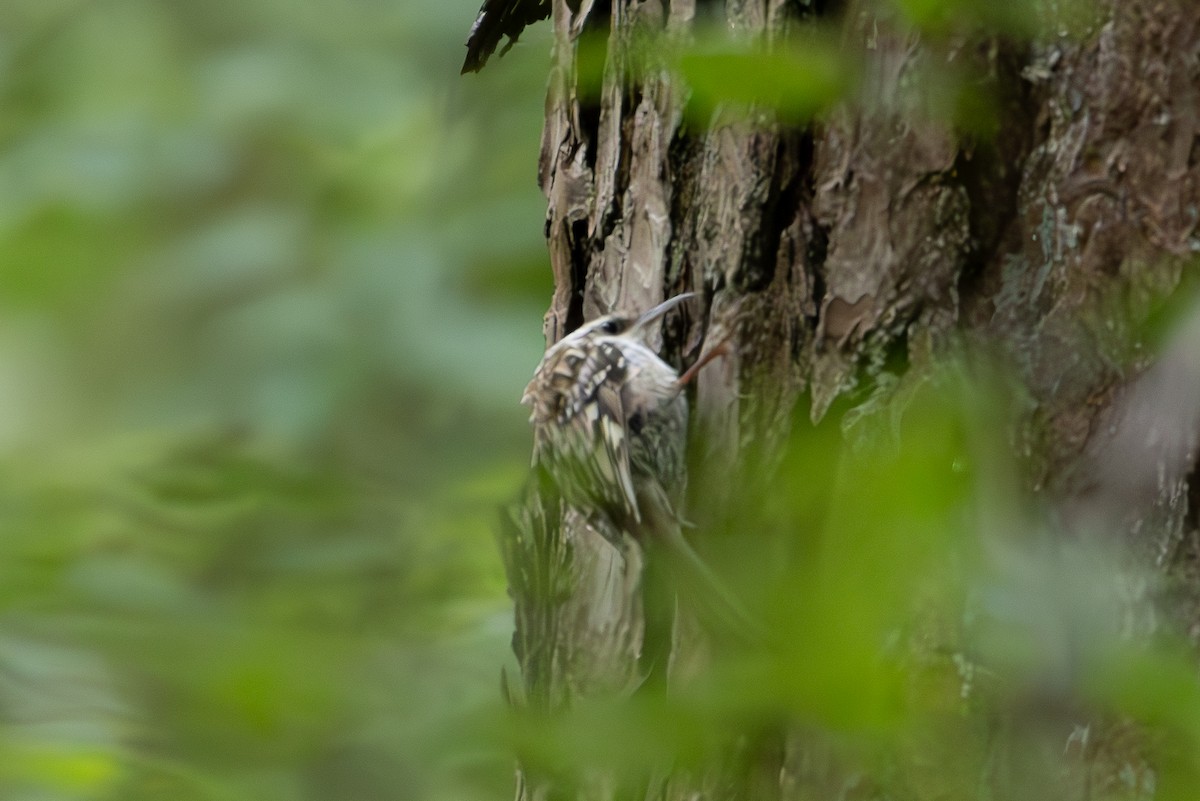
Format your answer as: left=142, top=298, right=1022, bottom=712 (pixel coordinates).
left=522, top=294, right=759, bottom=665
left=521, top=294, right=694, bottom=530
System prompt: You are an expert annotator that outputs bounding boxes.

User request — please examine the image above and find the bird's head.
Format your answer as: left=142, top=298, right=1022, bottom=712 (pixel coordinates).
left=567, top=292, right=696, bottom=345
left=521, top=293, right=696, bottom=416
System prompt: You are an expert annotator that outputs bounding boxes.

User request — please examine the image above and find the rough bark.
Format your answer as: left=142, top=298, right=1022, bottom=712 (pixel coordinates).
left=503, top=0, right=1200, bottom=798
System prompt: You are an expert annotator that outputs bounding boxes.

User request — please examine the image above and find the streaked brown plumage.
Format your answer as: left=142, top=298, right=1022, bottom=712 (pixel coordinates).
left=521, top=295, right=691, bottom=530
left=521, top=294, right=763, bottom=669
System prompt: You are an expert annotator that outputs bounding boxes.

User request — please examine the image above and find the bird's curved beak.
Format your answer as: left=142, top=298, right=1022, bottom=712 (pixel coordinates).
left=629, top=292, right=696, bottom=339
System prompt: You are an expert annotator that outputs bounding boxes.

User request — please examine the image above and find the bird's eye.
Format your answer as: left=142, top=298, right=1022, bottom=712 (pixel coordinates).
left=600, top=319, right=622, bottom=334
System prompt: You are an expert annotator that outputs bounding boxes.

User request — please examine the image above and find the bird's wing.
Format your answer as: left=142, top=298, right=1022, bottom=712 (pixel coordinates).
left=535, top=340, right=640, bottom=521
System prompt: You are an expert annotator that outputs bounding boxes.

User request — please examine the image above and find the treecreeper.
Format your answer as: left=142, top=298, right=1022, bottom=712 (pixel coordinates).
left=521, top=293, right=760, bottom=683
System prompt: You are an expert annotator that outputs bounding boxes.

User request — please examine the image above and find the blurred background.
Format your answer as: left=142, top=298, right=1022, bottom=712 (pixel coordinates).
left=0, top=1, right=554, bottom=798
left=4, top=2, right=1199, bottom=800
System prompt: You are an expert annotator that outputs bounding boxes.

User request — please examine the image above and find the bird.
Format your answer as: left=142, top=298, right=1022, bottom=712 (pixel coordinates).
left=521, top=294, right=695, bottom=530
left=521, top=294, right=760, bottom=678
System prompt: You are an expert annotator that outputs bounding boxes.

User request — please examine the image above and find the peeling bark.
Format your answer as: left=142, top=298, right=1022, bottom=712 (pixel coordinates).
left=501, top=0, right=1200, bottom=798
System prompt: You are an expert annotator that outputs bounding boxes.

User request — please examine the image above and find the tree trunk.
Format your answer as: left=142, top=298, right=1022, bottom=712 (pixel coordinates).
left=503, top=0, right=1200, bottom=798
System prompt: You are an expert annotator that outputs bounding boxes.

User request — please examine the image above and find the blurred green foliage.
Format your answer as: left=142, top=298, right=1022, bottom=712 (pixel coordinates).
left=513, top=355, right=1199, bottom=799
left=677, top=34, right=848, bottom=126
left=0, top=1, right=553, bottom=798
